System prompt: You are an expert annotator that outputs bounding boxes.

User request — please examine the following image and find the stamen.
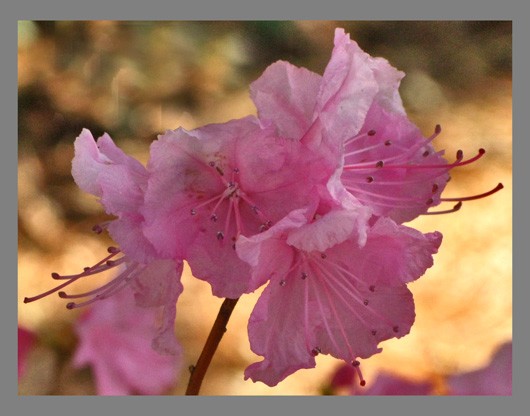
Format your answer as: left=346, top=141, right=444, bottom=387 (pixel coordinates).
left=441, top=183, right=504, bottom=202
left=344, top=129, right=377, bottom=146
left=351, top=359, right=366, bottom=387
left=343, top=124, right=443, bottom=170
left=23, top=249, right=123, bottom=303
left=91, top=222, right=109, bottom=234
left=311, top=347, right=322, bottom=357
left=424, top=201, right=462, bottom=215
left=425, top=183, right=503, bottom=215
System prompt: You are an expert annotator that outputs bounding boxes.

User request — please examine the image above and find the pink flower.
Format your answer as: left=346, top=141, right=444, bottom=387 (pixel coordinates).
left=18, top=326, right=37, bottom=379
left=251, top=28, right=499, bottom=224
left=447, top=341, right=512, bottom=396
left=237, top=207, right=442, bottom=386
left=25, top=130, right=184, bottom=355
left=71, top=129, right=157, bottom=264
left=142, top=116, right=323, bottom=298
left=73, top=284, right=181, bottom=395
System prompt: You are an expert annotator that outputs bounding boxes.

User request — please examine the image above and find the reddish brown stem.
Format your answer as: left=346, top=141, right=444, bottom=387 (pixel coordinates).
left=185, top=297, right=239, bottom=395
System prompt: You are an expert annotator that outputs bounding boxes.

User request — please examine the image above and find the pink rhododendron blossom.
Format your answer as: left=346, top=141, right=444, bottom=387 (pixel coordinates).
left=73, top=284, right=181, bottom=395
left=25, top=27, right=504, bottom=393
left=71, top=129, right=158, bottom=264
left=447, top=341, right=512, bottom=396
left=25, top=130, right=184, bottom=355
left=238, top=207, right=441, bottom=386
left=251, top=28, right=499, bottom=224
left=18, top=326, right=37, bottom=379
left=142, top=116, right=323, bottom=298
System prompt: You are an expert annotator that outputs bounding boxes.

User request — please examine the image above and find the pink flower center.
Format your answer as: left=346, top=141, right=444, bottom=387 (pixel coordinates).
left=189, top=162, right=273, bottom=248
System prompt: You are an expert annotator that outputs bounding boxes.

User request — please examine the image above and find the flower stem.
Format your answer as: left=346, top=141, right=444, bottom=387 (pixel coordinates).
left=185, top=297, right=239, bottom=395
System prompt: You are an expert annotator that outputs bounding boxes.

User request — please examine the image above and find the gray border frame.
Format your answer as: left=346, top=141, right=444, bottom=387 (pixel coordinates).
left=6, top=1, right=525, bottom=415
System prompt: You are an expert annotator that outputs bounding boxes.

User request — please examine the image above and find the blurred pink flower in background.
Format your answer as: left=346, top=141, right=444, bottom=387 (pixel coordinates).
left=73, top=284, right=182, bottom=395
left=326, top=340, right=512, bottom=395
left=18, top=326, right=37, bottom=379
left=447, top=341, right=512, bottom=396
left=329, top=363, right=434, bottom=395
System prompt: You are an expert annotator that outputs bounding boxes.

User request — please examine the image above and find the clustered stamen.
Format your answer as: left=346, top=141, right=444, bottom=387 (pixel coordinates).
left=187, top=162, right=275, bottom=246
left=23, top=246, right=136, bottom=309
left=338, top=124, right=503, bottom=215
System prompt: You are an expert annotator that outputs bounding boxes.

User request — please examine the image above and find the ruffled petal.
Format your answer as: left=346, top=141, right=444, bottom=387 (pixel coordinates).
left=72, top=129, right=148, bottom=216
left=353, top=217, right=443, bottom=286
left=286, top=205, right=371, bottom=253
left=244, top=277, right=317, bottom=386
left=132, top=259, right=184, bottom=356
left=72, top=284, right=180, bottom=395
left=236, top=208, right=308, bottom=291
left=250, top=61, right=322, bottom=139
left=244, top=220, right=423, bottom=386
left=313, top=28, right=379, bottom=147
left=447, top=341, right=512, bottom=396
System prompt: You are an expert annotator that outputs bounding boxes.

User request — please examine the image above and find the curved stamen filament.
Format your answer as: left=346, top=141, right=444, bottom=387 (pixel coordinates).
left=441, top=183, right=504, bottom=202
left=424, top=202, right=462, bottom=215
left=58, top=262, right=136, bottom=300
left=344, top=129, right=377, bottom=146
left=310, top=261, right=365, bottom=385
left=23, top=249, right=122, bottom=303
left=364, top=148, right=485, bottom=171
left=425, top=183, right=504, bottom=215
left=344, top=184, right=432, bottom=205
left=64, top=266, right=137, bottom=309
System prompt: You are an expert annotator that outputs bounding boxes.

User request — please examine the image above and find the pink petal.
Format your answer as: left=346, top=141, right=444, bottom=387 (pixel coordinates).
left=18, top=326, right=37, bottom=379
left=131, top=259, right=184, bottom=356
left=286, top=205, right=371, bottom=253
left=313, top=28, right=379, bottom=147
left=73, top=284, right=181, bottom=395
left=354, top=217, right=443, bottom=286
left=236, top=208, right=308, bottom=291
left=72, top=129, right=148, bottom=216
left=106, top=214, right=158, bottom=265
left=244, top=221, right=422, bottom=386
left=447, top=341, right=512, bottom=396
left=244, top=279, right=317, bottom=386
left=250, top=61, right=322, bottom=139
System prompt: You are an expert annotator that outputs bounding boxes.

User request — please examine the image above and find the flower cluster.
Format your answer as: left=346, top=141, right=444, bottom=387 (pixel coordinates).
left=25, top=28, right=502, bottom=388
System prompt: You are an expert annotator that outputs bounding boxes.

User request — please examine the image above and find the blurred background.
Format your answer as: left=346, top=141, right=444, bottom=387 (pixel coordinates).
left=18, top=21, right=512, bottom=395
